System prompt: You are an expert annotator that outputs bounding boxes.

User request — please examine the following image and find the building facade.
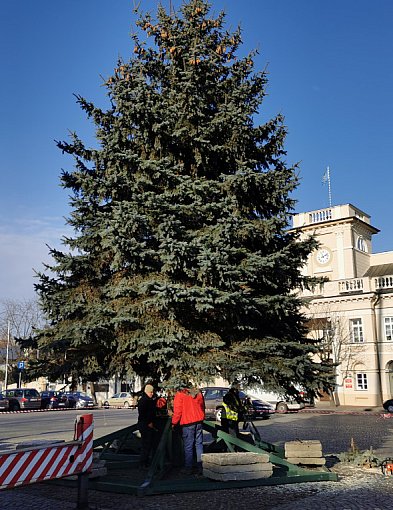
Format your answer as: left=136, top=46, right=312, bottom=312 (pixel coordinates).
left=292, top=204, right=393, bottom=407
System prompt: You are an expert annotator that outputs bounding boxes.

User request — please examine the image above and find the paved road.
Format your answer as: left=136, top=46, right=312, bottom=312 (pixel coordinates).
left=255, top=411, right=393, bottom=459
left=0, top=407, right=138, bottom=445
left=2, top=407, right=393, bottom=457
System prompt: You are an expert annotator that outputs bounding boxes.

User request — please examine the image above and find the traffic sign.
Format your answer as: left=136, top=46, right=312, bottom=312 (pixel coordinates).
left=17, top=361, right=25, bottom=370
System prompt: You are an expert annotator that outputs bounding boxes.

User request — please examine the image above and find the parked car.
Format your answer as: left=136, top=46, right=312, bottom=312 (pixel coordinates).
left=201, top=387, right=275, bottom=421
left=0, top=393, right=10, bottom=411
left=297, top=389, right=315, bottom=407
left=383, top=399, right=393, bottom=413
left=4, top=388, right=41, bottom=411
left=103, top=392, right=137, bottom=409
left=64, top=391, right=95, bottom=409
left=40, top=390, right=76, bottom=409
left=247, top=388, right=305, bottom=413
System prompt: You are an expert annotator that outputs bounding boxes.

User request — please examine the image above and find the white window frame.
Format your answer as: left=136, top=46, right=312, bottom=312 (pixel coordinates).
left=356, top=236, right=367, bottom=252
left=350, top=318, right=364, bottom=343
left=384, top=317, right=393, bottom=342
left=355, top=373, right=368, bottom=390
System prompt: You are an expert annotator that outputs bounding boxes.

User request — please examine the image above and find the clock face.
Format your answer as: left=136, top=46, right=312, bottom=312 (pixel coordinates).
left=316, top=248, right=331, bottom=265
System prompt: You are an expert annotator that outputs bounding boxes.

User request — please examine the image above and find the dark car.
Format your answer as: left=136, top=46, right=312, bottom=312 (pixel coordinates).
left=4, top=388, right=41, bottom=411
left=201, top=387, right=275, bottom=421
left=0, top=393, right=10, bottom=411
left=383, top=399, right=393, bottom=413
left=64, top=391, right=95, bottom=409
left=40, top=390, right=76, bottom=409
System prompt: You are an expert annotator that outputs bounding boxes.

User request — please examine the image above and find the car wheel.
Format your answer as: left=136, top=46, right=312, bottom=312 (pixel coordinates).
left=215, top=407, right=223, bottom=423
left=103, top=401, right=109, bottom=409
left=123, top=401, right=130, bottom=409
left=388, top=404, right=393, bottom=413
left=276, top=402, right=288, bottom=413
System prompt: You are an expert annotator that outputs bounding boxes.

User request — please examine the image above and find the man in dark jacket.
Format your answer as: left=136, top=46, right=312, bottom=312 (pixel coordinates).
left=137, top=384, right=157, bottom=467
left=172, top=383, right=205, bottom=475
left=221, top=382, right=245, bottom=438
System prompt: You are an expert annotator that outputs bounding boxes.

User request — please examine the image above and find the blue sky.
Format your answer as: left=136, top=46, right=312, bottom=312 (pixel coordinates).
left=1, top=0, right=393, bottom=301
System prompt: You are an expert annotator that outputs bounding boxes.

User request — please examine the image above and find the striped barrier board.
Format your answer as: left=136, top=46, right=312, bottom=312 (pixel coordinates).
left=0, top=413, right=93, bottom=490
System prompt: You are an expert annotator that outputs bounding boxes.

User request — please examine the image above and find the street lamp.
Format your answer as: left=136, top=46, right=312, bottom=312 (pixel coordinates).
left=4, top=321, right=10, bottom=390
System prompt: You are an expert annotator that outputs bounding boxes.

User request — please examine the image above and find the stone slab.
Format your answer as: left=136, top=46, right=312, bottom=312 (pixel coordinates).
left=201, top=452, right=270, bottom=466
left=203, top=461, right=274, bottom=474
left=286, top=457, right=326, bottom=466
left=285, top=440, right=321, bottom=449
left=285, top=440, right=322, bottom=455
left=285, top=448, right=323, bottom=457
left=203, top=467, right=273, bottom=481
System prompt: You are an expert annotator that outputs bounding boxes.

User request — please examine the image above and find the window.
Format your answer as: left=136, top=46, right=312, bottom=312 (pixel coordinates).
left=384, top=317, right=393, bottom=341
left=350, top=319, right=364, bottom=343
left=203, top=389, right=222, bottom=400
left=356, top=236, right=367, bottom=252
left=356, top=373, right=368, bottom=390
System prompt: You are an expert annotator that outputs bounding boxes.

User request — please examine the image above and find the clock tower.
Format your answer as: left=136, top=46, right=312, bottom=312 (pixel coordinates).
left=292, top=204, right=379, bottom=280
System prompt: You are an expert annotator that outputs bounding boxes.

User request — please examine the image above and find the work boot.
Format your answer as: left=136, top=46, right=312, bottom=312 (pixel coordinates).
left=195, top=462, right=203, bottom=476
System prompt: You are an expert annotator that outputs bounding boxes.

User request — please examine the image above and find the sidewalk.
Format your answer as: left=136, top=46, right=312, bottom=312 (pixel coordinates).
left=300, top=403, right=386, bottom=415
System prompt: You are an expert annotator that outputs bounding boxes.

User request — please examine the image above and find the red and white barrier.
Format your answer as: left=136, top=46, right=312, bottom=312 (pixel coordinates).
left=0, top=413, right=93, bottom=490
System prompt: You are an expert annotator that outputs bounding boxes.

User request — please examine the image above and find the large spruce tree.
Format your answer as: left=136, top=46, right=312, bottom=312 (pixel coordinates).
left=32, top=0, right=331, bottom=394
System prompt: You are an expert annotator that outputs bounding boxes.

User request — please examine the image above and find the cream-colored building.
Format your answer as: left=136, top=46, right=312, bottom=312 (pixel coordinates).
left=292, top=204, right=393, bottom=407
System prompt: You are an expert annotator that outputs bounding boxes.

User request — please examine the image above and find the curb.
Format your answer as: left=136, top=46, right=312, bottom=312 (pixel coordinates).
left=0, top=407, right=91, bottom=414
left=299, top=408, right=387, bottom=416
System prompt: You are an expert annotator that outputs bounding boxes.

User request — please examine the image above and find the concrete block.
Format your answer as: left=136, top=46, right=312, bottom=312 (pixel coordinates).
left=286, top=457, right=326, bottom=466
left=203, top=467, right=273, bottom=481
left=286, top=447, right=322, bottom=457
left=201, top=452, right=270, bottom=466
left=203, top=461, right=273, bottom=474
left=285, top=440, right=323, bottom=456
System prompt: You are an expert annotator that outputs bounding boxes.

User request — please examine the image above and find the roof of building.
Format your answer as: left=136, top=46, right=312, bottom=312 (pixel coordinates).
left=364, top=263, right=393, bottom=277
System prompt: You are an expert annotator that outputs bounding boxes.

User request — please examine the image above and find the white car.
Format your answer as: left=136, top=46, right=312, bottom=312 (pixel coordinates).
left=251, top=390, right=305, bottom=413
left=103, top=392, right=137, bottom=409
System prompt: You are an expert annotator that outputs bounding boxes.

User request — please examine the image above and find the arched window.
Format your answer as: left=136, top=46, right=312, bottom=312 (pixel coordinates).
left=356, top=236, right=367, bottom=252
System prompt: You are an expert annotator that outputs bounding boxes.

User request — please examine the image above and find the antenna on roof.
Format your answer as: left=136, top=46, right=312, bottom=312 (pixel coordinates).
left=322, top=166, right=332, bottom=207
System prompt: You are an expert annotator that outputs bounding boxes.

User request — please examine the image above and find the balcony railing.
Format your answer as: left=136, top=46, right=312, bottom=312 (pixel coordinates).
left=309, top=208, right=332, bottom=224
left=302, top=274, right=393, bottom=298
left=375, top=275, right=393, bottom=290
left=338, top=279, right=364, bottom=293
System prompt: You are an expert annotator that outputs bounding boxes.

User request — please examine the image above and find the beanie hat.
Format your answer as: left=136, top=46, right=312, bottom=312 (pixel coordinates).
left=145, top=384, right=154, bottom=393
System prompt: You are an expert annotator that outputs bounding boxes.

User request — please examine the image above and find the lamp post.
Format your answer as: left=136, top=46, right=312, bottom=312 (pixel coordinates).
left=4, top=321, right=10, bottom=390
